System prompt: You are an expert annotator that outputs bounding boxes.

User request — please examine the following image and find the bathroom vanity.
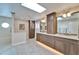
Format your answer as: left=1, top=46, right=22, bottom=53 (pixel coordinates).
left=36, top=32, right=79, bottom=55
left=38, top=11, right=79, bottom=55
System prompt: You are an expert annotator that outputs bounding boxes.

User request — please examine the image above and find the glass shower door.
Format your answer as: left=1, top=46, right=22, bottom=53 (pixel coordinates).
left=0, top=16, right=12, bottom=52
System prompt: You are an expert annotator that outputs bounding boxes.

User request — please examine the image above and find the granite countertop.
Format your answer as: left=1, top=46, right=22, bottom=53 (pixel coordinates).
left=37, top=32, right=79, bottom=40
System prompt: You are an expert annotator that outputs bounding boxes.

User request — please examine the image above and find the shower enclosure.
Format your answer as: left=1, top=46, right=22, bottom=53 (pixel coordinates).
left=0, top=16, right=12, bottom=53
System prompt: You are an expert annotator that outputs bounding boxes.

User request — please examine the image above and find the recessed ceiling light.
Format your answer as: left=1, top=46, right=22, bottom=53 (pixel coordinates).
left=63, top=14, right=67, bottom=18
left=21, top=3, right=46, bottom=13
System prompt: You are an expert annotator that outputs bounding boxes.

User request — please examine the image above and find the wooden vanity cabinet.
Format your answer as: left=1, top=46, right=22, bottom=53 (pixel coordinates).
left=54, top=37, right=65, bottom=53
left=47, top=12, right=57, bottom=34
left=37, top=33, right=55, bottom=48
left=64, top=39, right=78, bottom=55
left=54, top=37, right=78, bottom=55
left=37, top=34, right=45, bottom=42
left=76, top=45, right=79, bottom=54
left=36, top=33, right=79, bottom=55
left=64, top=43, right=77, bottom=55
left=45, top=35, right=55, bottom=48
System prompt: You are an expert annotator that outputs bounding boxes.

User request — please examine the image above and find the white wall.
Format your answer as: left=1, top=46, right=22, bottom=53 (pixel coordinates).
left=14, top=19, right=29, bottom=39
left=12, top=32, right=26, bottom=45
left=12, top=19, right=29, bottom=45
left=0, top=16, right=12, bottom=47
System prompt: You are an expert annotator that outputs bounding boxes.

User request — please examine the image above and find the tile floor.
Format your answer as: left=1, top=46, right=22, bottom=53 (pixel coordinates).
left=0, top=39, right=63, bottom=55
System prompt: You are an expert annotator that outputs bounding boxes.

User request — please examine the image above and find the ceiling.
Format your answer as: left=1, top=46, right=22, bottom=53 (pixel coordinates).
left=0, top=3, right=79, bottom=20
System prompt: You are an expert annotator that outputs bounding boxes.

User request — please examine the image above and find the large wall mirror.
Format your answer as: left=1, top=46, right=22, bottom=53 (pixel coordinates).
left=57, top=12, right=79, bottom=35
left=40, top=17, right=47, bottom=33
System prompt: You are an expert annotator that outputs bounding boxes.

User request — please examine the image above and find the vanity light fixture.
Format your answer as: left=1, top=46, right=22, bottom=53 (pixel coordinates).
left=41, top=19, right=46, bottom=23
left=21, top=3, right=46, bottom=13
left=62, top=12, right=71, bottom=18
left=62, top=14, right=67, bottom=18
left=67, top=12, right=71, bottom=17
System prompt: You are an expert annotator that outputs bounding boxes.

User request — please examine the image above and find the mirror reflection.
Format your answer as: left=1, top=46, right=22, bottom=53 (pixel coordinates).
left=57, top=12, right=79, bottom=35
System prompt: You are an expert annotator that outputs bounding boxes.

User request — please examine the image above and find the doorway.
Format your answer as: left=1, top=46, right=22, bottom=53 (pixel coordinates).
left=29, top=20, right=35, bottom=38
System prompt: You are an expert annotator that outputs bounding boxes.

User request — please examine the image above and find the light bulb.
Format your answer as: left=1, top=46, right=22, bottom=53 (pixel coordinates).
left=67, top=13, right=71, bottom=17
left=63, top=14, right=67, bottom=18
left=41, top=20, right=46, bottom=23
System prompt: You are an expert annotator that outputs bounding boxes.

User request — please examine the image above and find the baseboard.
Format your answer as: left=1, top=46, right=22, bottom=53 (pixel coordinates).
left=12, top=41, right=26, bottom=46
